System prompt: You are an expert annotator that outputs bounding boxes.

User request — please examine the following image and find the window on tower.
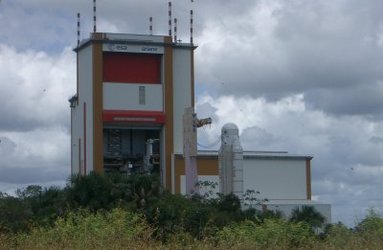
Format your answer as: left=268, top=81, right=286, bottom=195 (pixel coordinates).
left=139, top=86, right=146, bottom=105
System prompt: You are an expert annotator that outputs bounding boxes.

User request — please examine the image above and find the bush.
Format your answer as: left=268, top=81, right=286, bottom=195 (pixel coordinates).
left=354, top=209, right=383, bottom=247
left=0, top=186, right=66, bottom=233
left=254, top=209, right=284, bottom=224
left=146, top=192, right=214, bottom=240
left=323, top=222, right=354, bottom=248
left=355, top=209, right=383, bottom=235
left=0, top=193, right=32, bottom=233
left=215, top=219, right=315, bottom=249
left=66, top=173, right=131, bottom=211
left=289, top=205, right=326, bottom=231
left=3, top=174, right=383, bottom=249
left=13, top=208, right=153, bottom=249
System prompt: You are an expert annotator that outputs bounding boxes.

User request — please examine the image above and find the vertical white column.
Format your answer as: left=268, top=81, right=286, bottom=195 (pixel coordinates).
left=183, top=107, right=199, bottom=195
left=219, top=123, right=244, bottom=199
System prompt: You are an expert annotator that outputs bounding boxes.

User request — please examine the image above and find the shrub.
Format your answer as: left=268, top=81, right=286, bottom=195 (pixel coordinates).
left=323, top=222, right=354, bottom=248
left=66, top=173, right=127, bottom=211
left=146, top=192, right=189, bottom=240
left=355, top=209, right=383, bottom=235
left=215, top=218, right=315, bottom=249
left=354, top=209, right=383, bottom=247
left=289, top=205, right=326, bottom=231
left=254, top=209, right=284, bottom=224
left=13, top=208, right=153, bottom=249
left=0, top=193, right=32, bottom=233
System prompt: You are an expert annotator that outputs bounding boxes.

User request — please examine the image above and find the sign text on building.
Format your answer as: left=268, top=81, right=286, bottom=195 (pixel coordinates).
left=105, top=44, right=163, bottom=54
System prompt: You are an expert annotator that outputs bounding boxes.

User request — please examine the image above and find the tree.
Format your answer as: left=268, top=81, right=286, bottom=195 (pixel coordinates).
left=242, top=189, right=268, bottom=209
left=355, top=209, right=383, bottom=235
left=0, top=191, right=33, bottom=232
left=289, top=205, right=325, bottom=230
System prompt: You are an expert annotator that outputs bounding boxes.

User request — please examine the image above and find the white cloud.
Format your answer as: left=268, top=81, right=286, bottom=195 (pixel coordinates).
left=0, top=127, right=69, bottom=167
left=0, top=44, right=73, bottom=189
left=0, top=44, right=76, bottom=131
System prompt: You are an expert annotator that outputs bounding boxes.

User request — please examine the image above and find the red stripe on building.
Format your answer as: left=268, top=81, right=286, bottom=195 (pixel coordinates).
left=103, top=110, right=165, bottom=124
left=103, top=52, right=161, bottom=83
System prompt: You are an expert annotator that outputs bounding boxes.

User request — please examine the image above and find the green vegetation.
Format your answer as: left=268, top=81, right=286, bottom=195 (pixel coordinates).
left=290, top=205, right=326, bottom=232
left=0, top=173, right=382, bottom=249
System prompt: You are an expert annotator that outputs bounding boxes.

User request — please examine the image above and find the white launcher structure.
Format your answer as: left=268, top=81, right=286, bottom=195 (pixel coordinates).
left=219, top=123, right=244, bottom=198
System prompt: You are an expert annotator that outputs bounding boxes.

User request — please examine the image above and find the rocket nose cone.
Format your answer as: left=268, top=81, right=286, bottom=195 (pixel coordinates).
left=222, top=123, right=239, bottom=135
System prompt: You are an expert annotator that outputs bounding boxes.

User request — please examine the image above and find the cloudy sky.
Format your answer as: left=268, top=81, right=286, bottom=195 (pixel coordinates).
left=1, top=0, right=383, bottom=226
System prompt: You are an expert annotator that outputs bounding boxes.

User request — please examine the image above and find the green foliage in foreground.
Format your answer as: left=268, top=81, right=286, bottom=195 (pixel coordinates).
left=214, top=219, right=315, bottom=249
left=290, top=205, right=326, bottom=230
left=0, top=173, right=383, bottom=249
left=4, top=209, right=152, bottom=250
left=0, top=209, right=383, bottom=250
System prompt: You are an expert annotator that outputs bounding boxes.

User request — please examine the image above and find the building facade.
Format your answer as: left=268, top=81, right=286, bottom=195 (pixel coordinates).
left=174, top=151, right=331, bottom=223
left=70, top=32, right=195, bottom=190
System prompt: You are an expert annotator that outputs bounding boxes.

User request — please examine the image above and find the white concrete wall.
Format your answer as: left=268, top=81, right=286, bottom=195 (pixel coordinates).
left=243, top=158, right=307, bottom=200
left=78, top=45, right=94, bottom=174
left=179, top=157, right=307, bottom=200
left=103, top=83, right=163, bottom=111
left=172, top=48, right=192, bottom=154
left=70, top=104, right=82, bottom=175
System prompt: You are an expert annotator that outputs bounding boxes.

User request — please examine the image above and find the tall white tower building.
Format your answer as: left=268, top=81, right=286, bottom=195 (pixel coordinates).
left=69, top=32, right=196, bottom=190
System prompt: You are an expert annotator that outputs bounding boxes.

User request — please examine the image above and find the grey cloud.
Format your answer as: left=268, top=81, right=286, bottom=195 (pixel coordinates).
left=0, top=136, right=16, bottom=154
left=0, top=0, right=263, bottom=53
left=195, top=102, right=219, bottom=123
left=0, top=115, right=61, bottom=133
left=0, top=0, right=206, bottom=51
left=0, top=166, right=69, bottom=184
left=241, top=126, right=278, bottom=150
left=194, top=0, right=383, bottom=118
left=314, top=184, right=383, bottom=226
left=370, top=136, right=383, bottom=144
left=0, top=128, right=71, bottom=179
left=0, top=4, right=75, bottom=52
left=304, top=83, right=383, bottom=117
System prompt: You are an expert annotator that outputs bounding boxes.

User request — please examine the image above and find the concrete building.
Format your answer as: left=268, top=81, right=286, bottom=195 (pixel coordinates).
left=175, top=150, right=331, bottom=223
left=69, top=32, right=196, bottom=190
left=69, top=31, right=330, bottom=222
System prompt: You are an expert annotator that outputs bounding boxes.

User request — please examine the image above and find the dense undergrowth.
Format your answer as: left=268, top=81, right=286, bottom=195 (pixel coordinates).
left=0, top=173, right=382, bottom=249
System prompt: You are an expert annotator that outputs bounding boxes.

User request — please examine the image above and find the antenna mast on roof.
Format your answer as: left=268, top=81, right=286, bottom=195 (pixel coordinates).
left=174, top=18, right=178, bottom=43
left=77, top=13, right=81, bottom=46
left=168, top=2, right=172, bottom=36
left=149, top=17, right=153, bottom=35
left=93, top=0, right=97, bottom=32
left=190, top=1, right=194, bottom=44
